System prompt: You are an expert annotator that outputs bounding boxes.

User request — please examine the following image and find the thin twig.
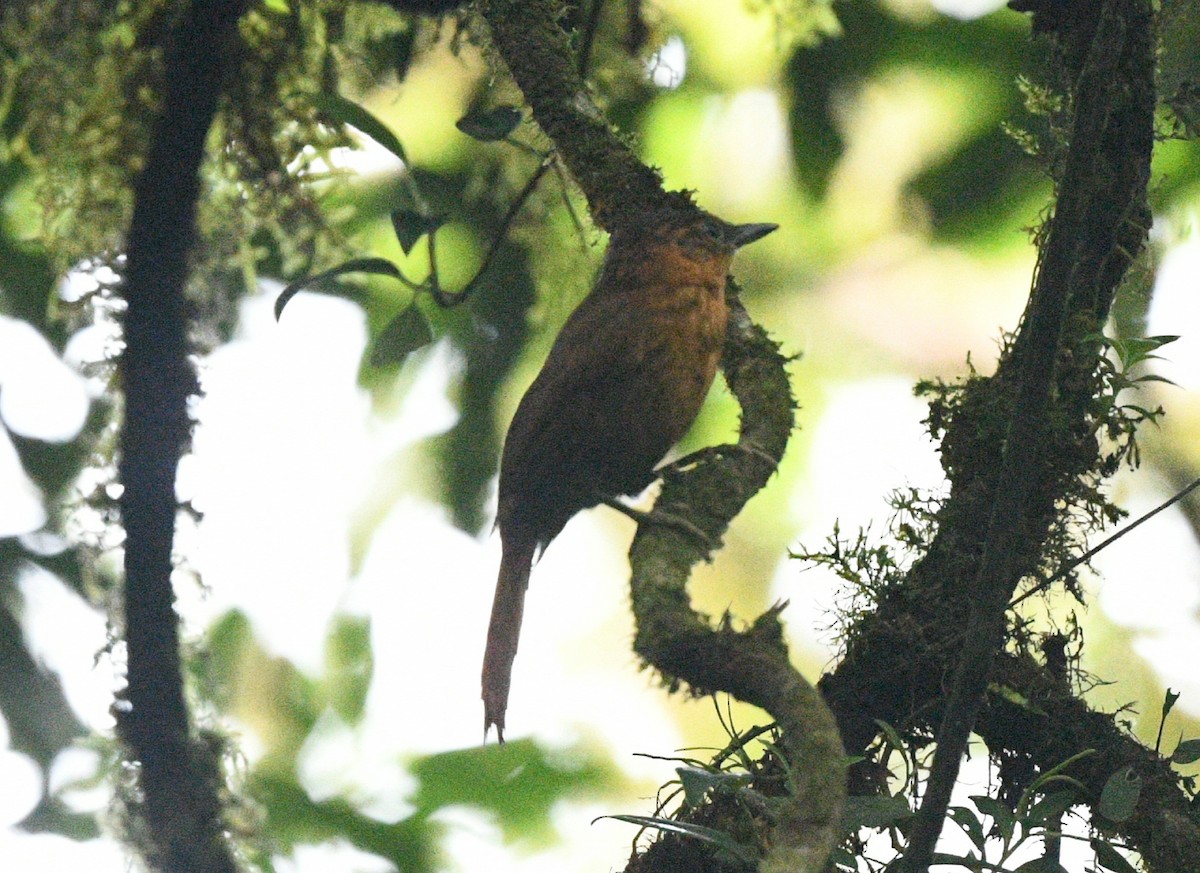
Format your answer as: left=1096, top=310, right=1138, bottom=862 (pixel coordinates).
left=1010, top=476, right=1200, bottom=609
left=428, top=155, right=554, bottom=307
left=577, top=0, right=605, bottom=77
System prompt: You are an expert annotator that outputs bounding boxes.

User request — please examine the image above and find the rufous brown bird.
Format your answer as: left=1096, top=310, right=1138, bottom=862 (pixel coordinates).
left=482, top=206, right=777, bottom=740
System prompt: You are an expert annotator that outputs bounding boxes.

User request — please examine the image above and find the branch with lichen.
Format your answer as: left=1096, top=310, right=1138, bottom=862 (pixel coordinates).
left=900, top=0, right=1156, bottom=862
left=628, top=290, right=846, bottom=872
left=478, top=1, right=845, bottom=870
left=478, top=0, right=692, bottom=229
left=802, top=0, right=1199, bottom=867
left=986, top=647, right=1200, bottom=871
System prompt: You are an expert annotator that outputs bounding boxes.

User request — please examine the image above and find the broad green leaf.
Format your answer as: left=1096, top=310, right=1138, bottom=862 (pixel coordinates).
left=412, top=740, right=618, bottom=840
left=1098, top=766, right=1141, bottom=822
left=252, top=772, right=431, bottom=869
left=1092, top=838, right=1140, bottom=873
left=1171, top=738, right=1200, bottom=764
left=1024, top=789, right=1077, bottom=827
left=676, top=766, right=749, bottom=808
left=314, top=92, right=407, bottom=162
left=275, top=257, right=406, bottom=319
left=391, top=209, right=445, bottom=255
left=369, top=304, right=434, bottom=367
left=456, top=105, right=523, bottom=141
left=873, top=718, right=913, bottom=778
left=949, top=805, right=985, bottom=851
left=970, top=794, right=1016, bottom=843
left=874, top=718, right=906, bottom=753
left=200, top=609, right=321, bottom=762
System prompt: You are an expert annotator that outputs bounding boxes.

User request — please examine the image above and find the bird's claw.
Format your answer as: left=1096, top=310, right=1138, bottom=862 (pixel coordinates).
left=599, top=496, right=718, bottom=550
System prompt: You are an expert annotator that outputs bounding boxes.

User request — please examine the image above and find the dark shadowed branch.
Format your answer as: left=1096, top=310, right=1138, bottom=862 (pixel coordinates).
left=117, top=1, right=249, bottom=871
left=799, top=0, right=1188, bottom=868
left=901, top=0, right=1156, bottom=864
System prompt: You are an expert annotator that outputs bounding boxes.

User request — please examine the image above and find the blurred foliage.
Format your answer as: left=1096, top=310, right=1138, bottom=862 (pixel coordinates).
left=0, top=0, right=1198, bottom=870
left=785, top=0, right=1041, bottom=240
left=196, top=610, right=620, bottom=870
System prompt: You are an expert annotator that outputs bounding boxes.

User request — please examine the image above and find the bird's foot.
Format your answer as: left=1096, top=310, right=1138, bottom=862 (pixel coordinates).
left=599, top=496, right=717, bottom=549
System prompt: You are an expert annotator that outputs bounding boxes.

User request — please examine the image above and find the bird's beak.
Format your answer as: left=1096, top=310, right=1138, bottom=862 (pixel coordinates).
left=729, top=222, right=778, bottom=248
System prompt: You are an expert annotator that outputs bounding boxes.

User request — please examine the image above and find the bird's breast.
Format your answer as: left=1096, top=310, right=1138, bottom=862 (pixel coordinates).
left=632, top=277, right=728, bottom=425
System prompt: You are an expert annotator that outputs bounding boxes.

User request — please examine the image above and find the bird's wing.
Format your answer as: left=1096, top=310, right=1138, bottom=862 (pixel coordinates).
left=499, top=295, right=671, bottom=530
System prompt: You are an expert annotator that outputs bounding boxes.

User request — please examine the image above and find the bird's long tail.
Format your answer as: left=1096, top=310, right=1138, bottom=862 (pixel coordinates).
left=482, top=532, right=537, bottom=742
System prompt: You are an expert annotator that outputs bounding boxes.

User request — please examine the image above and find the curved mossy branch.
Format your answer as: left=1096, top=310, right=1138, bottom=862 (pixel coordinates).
left=478, top=2, right=846, bottom=870
left=478, top=0, right=690, bottom=230
left=629, top=290, right=846, bottom=872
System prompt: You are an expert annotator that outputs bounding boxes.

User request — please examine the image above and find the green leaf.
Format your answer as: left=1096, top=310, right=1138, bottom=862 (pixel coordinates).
left=840, top=794, right=913, bottom=830
left=314, top=92, right=407, bottom=162
left=1132, top=373, right=1178, bottom=386
left=1024, top=789, right=1077, bottom=827
left=1120, top=404, right=1163, bottom=418
left=455, top=105, right=523, bottom=141
left=323, top=614, right=373, bottom=724
left=599, top=814, right=759, bottom=866
left=949, top=805, right=986, bottom=851
left=1091, top=838, right=1140, bottom=873
left=199, top=609, right=321, bottom=758
left=1098, top=766, right=1141, bottom=822
left=1172, top=738, right=1200, bottom=764
left=412, top=739, right=618, bottom=841
left=1104, top=334, right=1180, bottom=369
left=676, top=766, right=749, bottom=808
left=391, top=209, right=445, bottom=255
left=874, top=718, right=913, bottom=778
left=970, top=794, right=1016, bottom=843
left=1021, top=749, right=1094, bottom=804
left=369, top=304, right=434, bottom=367
left=275, top=257, right=406, bottom=319
left=875, top=718, right=906, bottom=752
left=252, top=772, right=431, bottom=869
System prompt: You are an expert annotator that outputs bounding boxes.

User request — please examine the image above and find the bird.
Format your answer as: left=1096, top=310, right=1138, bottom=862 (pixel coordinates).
left=481, top=204, right=777, bottom=740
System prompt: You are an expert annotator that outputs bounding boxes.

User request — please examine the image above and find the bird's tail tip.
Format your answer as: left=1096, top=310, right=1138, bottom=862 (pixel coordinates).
left=484, top=710, right=506, bottom=744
